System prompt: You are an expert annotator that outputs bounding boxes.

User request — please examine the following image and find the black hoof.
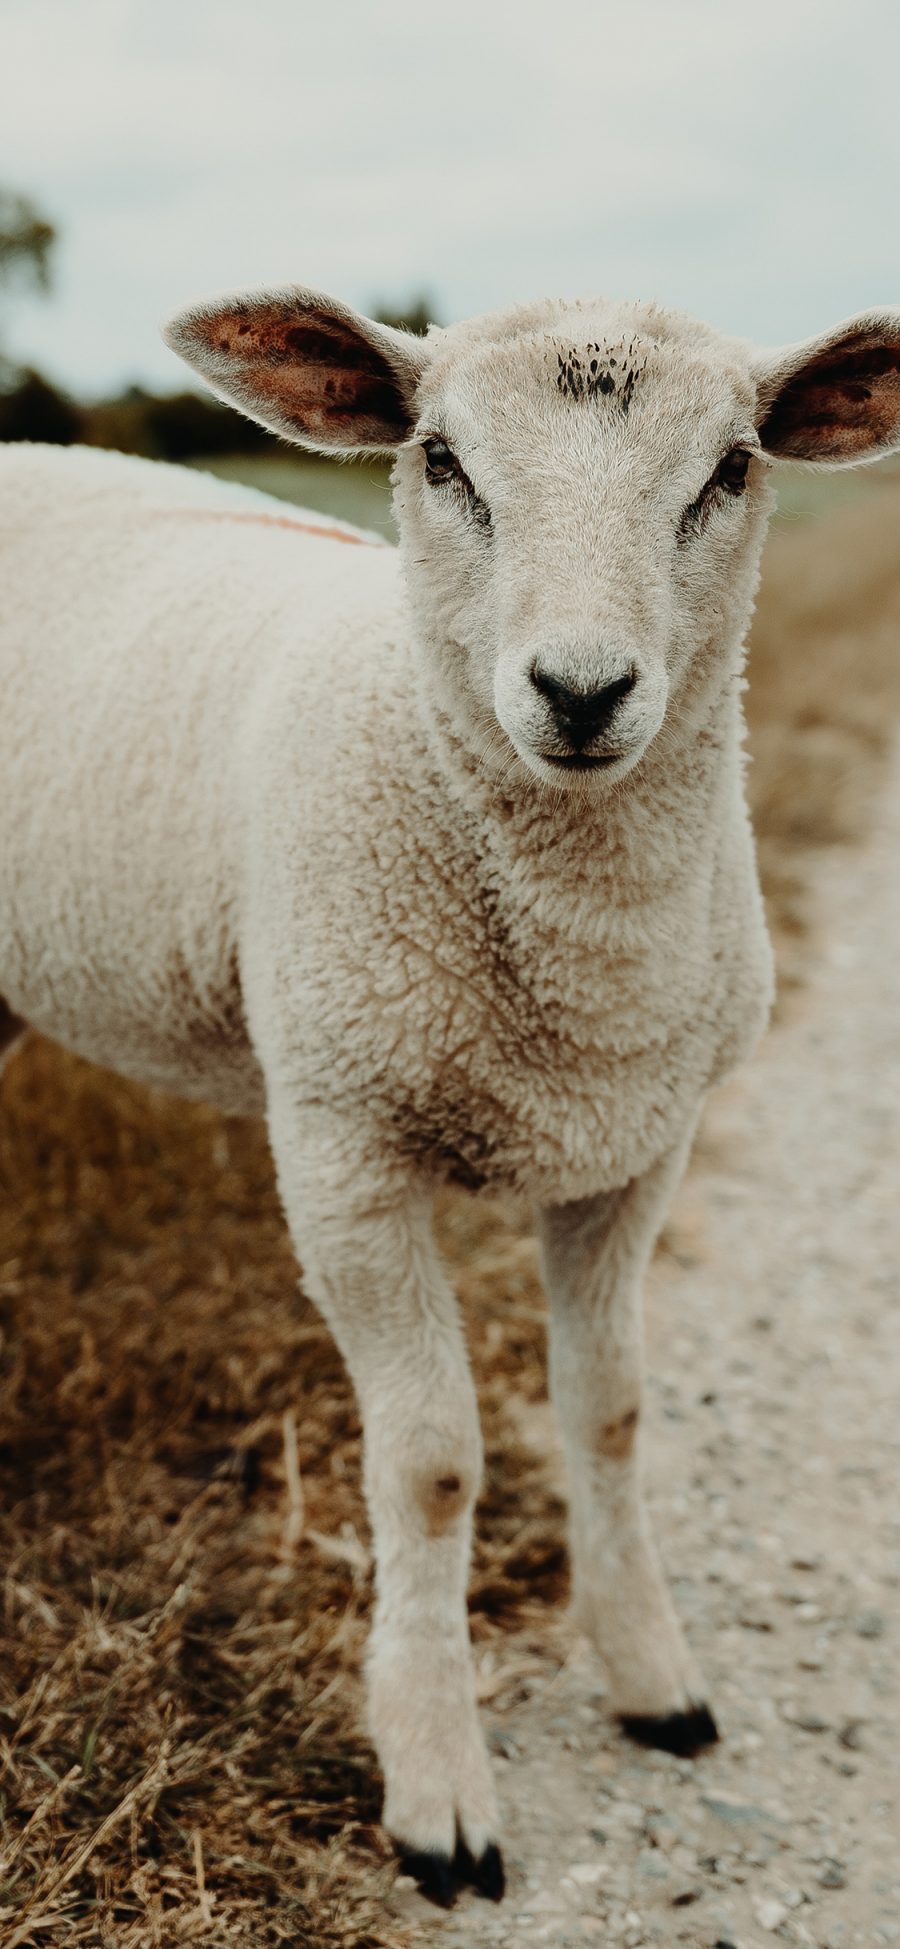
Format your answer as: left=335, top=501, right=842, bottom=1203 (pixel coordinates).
left=394, top=1835, right=506, bottom=1907
left=455, top=1836, right=506, bottom=1902
left=395, top=1846, right=459, bottom=1908
left=620, top=1702, right=720, bottom=1757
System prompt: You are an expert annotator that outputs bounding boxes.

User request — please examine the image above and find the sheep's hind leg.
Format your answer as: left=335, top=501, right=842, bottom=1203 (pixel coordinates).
left=538, top=1129, right=719, bottom=1757
left=266, top=1095, right=503, bottom=1909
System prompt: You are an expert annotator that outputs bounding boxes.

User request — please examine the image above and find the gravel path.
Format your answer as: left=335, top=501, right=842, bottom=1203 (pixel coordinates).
left=391, top=749, right=900, bottom=1948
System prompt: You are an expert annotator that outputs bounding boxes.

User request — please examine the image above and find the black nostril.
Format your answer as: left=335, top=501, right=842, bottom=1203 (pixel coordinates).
left=531, top=666, right=637, bottom=746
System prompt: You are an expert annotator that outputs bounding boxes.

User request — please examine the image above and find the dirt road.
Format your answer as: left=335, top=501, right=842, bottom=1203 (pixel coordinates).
left=392, top=752, right=900, bottom=1948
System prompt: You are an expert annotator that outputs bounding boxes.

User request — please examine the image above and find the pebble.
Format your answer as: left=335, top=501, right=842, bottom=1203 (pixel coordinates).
left=701, top=1793, right=770, bottom=1827
left=609, top=1802, right=646, bottom=1829
left=489, top=1729, right=522, bottom=1759
left=817, top=1858, right=848, bottom=1889
left=780, top=1702, right=830, bottom=1732
left=754, top=1895, right=789, bottom=1931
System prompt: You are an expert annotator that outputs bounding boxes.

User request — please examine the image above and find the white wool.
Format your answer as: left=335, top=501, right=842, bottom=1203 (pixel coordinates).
left=0, top=434, right=772, bottom=1197
left=4, top=286, right=899, bottom=1888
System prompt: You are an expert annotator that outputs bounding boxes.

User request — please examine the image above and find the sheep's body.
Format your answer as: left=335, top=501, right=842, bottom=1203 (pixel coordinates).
left=0, top=445, right=388, bottom=1116
left=0, top=443, right=769, bottom=1199
left=4, top=280, right=898, bottom=1907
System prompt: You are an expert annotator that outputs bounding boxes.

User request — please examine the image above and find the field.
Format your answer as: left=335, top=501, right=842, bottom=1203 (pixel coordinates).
left=2, top=459, right=900, bottom=1947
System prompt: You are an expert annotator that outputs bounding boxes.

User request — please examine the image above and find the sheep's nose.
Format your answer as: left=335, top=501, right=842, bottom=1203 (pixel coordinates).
left=531, top=666, right=636, bottom=748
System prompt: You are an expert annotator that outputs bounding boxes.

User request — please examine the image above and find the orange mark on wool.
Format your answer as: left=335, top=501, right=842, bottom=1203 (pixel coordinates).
left=155, top=508, right=385, bottom=547
left=597, top=1405, right=639, bottom=1461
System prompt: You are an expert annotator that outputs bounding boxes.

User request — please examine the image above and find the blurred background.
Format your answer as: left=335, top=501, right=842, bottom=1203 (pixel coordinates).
left=2, top=6, right=899, bottom=1947
left=2, top=0, right=899, bottom=535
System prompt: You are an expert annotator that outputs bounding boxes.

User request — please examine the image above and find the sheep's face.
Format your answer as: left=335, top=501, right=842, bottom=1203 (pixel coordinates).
left=165, top=286, right=900, bottom=796
left=394, top=302, right=773, bottom=789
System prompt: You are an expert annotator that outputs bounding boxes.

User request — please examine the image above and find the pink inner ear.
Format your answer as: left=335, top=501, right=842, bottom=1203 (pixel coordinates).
left=249, top=359, right=408, bottom=441
left=761, top=340, right=900, bottom=460
left=194, top=303, right=413, bottom=444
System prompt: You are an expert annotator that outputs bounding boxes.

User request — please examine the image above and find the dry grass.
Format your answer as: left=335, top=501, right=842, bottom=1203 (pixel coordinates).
left=747, top=470, right=900, bottom=988
left=2, top=479, right=900, bottom=1945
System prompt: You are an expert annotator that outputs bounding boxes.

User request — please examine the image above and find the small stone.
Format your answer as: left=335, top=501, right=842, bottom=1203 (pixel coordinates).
left=609, top=1802, right=646, bottom=1830
left=567, top=1862, right=609, bottom=1887
left=754, top=1895, right=788, bottom=1931
left=818, top=1859, right=848, bottom=1889
left=781, top=1702, right=830, bottom=1732
left=637, top=1848, right=670, bottom=1882
left=488, top=1729, right=521, bottom=1759
left=670, top=1886, right=702, bottom=1907
left=529, top=1890, right=569, bottom=1916
left=838, top=1719, right=865, bottom=1750
left=856, top=1608, right=885, bottom=1639
left=702, top=1793, right=770, bottom=1828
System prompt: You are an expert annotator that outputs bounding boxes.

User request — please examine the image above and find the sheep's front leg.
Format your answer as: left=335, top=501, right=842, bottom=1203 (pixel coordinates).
left=538, top=1134, right=718, bottom=1755
left=267, top=1100, right=503, bottom=1909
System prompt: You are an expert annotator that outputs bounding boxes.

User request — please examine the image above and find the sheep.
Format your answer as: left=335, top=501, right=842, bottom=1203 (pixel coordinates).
left=2, top=287, right=899, bottom=1909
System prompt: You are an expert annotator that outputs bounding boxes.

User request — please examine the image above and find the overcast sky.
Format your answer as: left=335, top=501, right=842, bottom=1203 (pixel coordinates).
left=3, top=0, right=898, bottom=397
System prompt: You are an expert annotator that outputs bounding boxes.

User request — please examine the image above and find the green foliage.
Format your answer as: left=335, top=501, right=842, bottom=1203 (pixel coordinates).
left=0, top=366, right=80, bottom=444
left=80, top=384, right=271, bottom=461
left=0, top=188, right=56, bottom=296
left=0, top=197, right=440, bottom=459
left=0, top=370, right=276, bottom=458
left=372, top=294, right=437, bottom=336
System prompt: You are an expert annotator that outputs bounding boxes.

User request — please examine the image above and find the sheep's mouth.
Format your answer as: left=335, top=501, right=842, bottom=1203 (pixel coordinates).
left=543, top=751, right=622, bottom=771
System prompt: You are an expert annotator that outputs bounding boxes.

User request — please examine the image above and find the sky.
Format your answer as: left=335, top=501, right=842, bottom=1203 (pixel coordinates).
left=2, top=0, right=898, bottom=398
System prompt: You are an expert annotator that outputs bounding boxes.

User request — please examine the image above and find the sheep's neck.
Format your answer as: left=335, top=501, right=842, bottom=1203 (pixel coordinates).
left=421, top=665, right=743, bottom=951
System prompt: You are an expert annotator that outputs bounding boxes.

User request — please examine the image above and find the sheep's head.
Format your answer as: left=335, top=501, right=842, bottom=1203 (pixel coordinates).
left=165, top=288, right=900, bottom=793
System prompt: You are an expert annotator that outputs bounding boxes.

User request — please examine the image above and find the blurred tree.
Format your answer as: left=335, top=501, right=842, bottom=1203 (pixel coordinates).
left=0, top=368, right=80, bottom=444
left=81, top=384, right=270, bottom=461
left=0, top=189, right=56, bottom=296
left=0, top=194, right=423, bottom=463
left=372, top=296, right=437, bottom=336
left=0, top=186, right=80, bottom=444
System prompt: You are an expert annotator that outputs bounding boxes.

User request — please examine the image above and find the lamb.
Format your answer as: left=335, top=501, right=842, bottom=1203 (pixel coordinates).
left=2, top=288, right=899, bottom=1909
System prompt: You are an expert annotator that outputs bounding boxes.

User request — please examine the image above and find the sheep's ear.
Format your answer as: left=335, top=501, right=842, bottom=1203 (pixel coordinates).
left=163, top=287, right=429, bottom=453
left=754, top=310, right=900, bottom=465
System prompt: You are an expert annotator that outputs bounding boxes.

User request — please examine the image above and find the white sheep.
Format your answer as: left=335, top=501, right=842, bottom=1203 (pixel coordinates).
left=2, top=287, right=899, bottom=1907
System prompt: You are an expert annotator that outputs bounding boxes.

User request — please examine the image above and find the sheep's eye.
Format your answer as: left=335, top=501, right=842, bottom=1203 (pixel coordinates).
left=422, top=438, right=458, bottom=482
left=715, top=447, right=751, bottom=495
left=679, top=445, right=753, bottom=541
left=421, top=437, right=492, bottom=531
